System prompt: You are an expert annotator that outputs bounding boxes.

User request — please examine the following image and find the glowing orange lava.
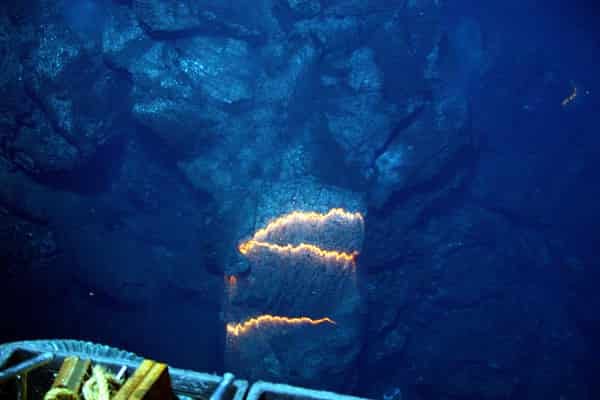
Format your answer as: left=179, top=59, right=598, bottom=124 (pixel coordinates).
left=238, top=208, right=363, bottom=263
left=226, top=314, right=336, bottom=337
left=251, top=208, right=363, bottom=242
left=239, top=240, right=358, bottom=263
left=226, top=275, right=238, bottom=286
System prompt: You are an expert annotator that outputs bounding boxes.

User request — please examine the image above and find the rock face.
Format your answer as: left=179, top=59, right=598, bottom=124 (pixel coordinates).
left=361, top=204, right=586, bottom=399
left=224, top=180, right=365, bottom=391
left=128, top=37, right=254, bottom=150
left=14, top=8, right=129, bottom=174
left=132, top=0, right=269, bottom=41
left=0, top=0, right=596, bottom=398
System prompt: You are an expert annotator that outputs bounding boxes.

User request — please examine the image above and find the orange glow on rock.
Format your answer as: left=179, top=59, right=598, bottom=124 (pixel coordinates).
left=239, top=240, right=358, bottom=263
left=226, top=314, right=336, bottom=337
left=251, top=208, right=364, bottom=242
left=227, top=275, right=238, bottom=286
left=238, top=208, right=363, bottom=264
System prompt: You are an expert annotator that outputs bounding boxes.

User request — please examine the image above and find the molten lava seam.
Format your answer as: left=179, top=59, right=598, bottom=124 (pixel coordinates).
left=239, top=240, right=358, bottom=263
left=226, top=314, right=336, bottom=337
left=238, top=208, right=363, bottom=263
left=251, top=208, right=364, bottom=242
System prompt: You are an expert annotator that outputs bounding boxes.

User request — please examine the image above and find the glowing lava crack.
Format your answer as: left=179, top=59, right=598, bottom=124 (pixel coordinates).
left=238, top=208, right=363, bottom=263
left=226, top=314, right=336, bottom=337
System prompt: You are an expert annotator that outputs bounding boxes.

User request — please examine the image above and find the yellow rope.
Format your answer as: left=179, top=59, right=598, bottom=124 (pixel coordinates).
left=81, top=365, right=120, bottom=400
left=44, top=387, right=78, bottom=400
left=95, top=366, right=110, bottom=400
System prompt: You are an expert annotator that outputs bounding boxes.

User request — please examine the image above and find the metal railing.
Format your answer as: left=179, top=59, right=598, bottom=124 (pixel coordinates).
left=0, top=340, right=370, bottom=400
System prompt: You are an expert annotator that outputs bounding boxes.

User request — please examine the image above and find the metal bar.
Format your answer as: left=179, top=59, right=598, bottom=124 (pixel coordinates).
left=0, top=352, right=55, bottom=383
left=16, top=373, right=27, bottom=400
left=246, top=381, right=371, bottom=400
left=209, top=372, right=235, bottom=400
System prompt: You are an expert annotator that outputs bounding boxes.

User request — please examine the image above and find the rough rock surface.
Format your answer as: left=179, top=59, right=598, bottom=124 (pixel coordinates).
left=4, top=6, right=128, bottom=174
left=224, top=179, right=366, bottom=391
left=132, top=0, right=271, bottom=41
left=360, top=204, right=585, bottom=399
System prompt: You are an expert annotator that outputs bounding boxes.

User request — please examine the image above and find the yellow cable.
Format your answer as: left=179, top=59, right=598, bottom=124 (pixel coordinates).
left=44, top=387, right=78, bottom=400
left=93, top=366, right=110, bottom=400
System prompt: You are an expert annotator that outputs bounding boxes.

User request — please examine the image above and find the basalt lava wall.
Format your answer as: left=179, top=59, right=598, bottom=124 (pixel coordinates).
left=224, top=181, right=365, bottom=391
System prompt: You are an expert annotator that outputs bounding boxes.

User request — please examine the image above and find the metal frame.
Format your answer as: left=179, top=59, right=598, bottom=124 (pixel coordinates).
left=0, top=340, right=370, bottom=400
left=246, top=381, right=370, bottom=400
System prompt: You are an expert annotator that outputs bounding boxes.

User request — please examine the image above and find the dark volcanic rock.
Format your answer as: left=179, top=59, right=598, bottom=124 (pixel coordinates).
left=177, top=38, right=319, bottom=201
left=286, top=0, right=322, bottom=19
left=0, top=130, right=222, bottom=367
left=322, top=47, right=394, bottom=180
left=369, top=90, right=473, bottom=208
left=126, top=36, right=256, bottom=152
left=224, top=179, right=366, bottom=392
left=293, top=15, right=368, bottom=52
left=361, top=205, right=585, bottom=399
left=12, top=108, right=80, bottom=173
left=102, top=3, right=150, bottom=71
left=10, top=11, right=131, bottom=174
left=132, top=0, right=272, bottom=41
